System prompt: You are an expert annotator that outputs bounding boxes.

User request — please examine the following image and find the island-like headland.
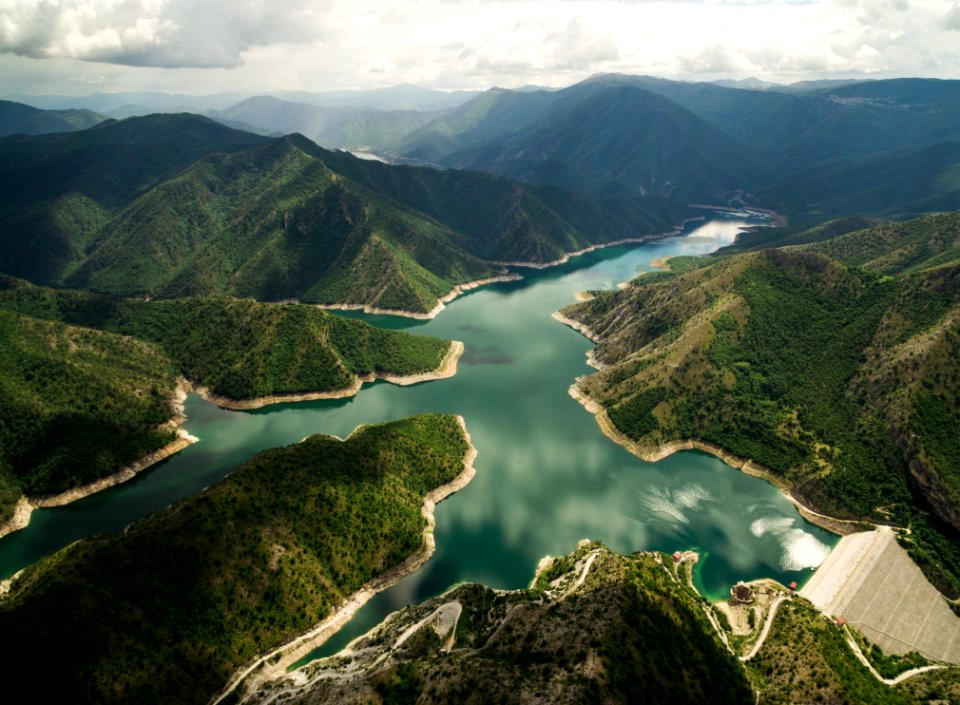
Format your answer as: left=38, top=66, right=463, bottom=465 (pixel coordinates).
left=190, top=339, right=464, bottom=410
left=0, top=340, right=464, bottom=539
left=210, top=415, right=478, bottom=705
left=0, top=380, right=197, bottom=539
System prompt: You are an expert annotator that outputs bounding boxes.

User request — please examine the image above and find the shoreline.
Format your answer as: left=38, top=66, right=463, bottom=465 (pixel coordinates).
left=190, top=339, right=465, bottom=411
left=30, top=429, right=199, bottom=510
left=314, top=275, right=522, bottom=320
left=550, top=311, right=600, bottom=343
left=0, top=380, right=198, bottom=540
left=313, top=218, right=710, bottom=321
left=486, top=233, right=681, bottom=270
left=210, top=415, right=479, bottom=705
left=0, top=340, right=464, bottom=539
left=650, top=256, right=672, bottom=271
left=688, top=203, right=787, bottom=228
left=551, top=312, right=606, bottom=370
left=564, top=380, right=864, bottom=537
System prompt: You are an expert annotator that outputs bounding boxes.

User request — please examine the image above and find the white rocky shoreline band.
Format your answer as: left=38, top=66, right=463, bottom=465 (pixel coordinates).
left=0, top=341, right=464, bottom=540
left=189, top=339, right=464, bottom=410
left=311, top=216, right=714, bottom=320
left=553, top=312, right=867, bottom=538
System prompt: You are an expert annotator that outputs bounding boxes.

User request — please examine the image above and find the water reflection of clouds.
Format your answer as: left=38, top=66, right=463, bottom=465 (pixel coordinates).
left=462, top=344, right=514, bottom=366
left=749, top=512, right=831, bottom=572
left=456, top=323, right=486, bottom=333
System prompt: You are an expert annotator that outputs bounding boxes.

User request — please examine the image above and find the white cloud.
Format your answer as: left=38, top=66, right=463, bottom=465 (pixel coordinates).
left=945, top=3, right=960, bottom=30
left=0, top=0, right=958, bottom=94
left=0, top=0, right=323, bottom=68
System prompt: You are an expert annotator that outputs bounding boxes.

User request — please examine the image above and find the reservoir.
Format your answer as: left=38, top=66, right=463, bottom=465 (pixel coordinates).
left=0, top=214, right=836, bottom=659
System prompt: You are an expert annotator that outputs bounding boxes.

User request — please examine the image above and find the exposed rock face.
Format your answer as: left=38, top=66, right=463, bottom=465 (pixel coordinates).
left=245, top=545, right=754, bottom=705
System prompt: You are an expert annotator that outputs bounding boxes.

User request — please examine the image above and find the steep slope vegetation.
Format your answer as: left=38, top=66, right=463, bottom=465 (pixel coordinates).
left=759, top=142, right=960, bottom=219
left=587, top=75, right=960, bottom=172
left=391, top=75, right=960, bottom=217
left=0, top=415, right=472, bottom=705
left=749, top=597, right=956, bottom=705
left=249, top=542, right=955, bottom=705
left=560, top=229, right=960, bottom=595
left=320, top=147, right=687, bottom=262
left=0, top=308, right=178, bottom=524
left=445, top=85, right=761, bottom=202
left=0, top=113, right=270, bottom=283
left=792, top=211, right=960, bottom=274
left=66, top=133, right=497, bottom=312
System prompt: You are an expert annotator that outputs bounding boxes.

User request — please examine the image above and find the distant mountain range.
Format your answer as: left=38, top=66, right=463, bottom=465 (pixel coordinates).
left=0, top=100, right=106, bottom=137
left=8, top=76, right=960, bottom=219
left=385, top=75, right=960, bottom=211
left=4, top=75, right=960, bottom=306
left=208, top=95, right=438, bottom=149
left=8, top=84, right=481, bottom=114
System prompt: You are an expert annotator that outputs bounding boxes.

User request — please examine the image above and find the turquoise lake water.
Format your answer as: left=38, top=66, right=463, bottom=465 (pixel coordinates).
left=0, top=214, right=837, bottom=662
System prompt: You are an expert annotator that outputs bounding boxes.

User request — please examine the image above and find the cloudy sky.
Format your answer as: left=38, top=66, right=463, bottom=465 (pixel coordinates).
left=1, top=0, right=959, bottom=96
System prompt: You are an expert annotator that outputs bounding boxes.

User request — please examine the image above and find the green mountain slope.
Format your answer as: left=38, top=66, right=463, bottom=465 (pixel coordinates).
left=0, top=277, right=453, bottom=400
left=387, top=87, right=565, bottom=163
left=0, top=114, right=687, bottom=314
left=0, top=308, right=179, bottom=524
left=389, top=75, right=960, bottom=217
left=560, top=236, right=960, bottom=595
left=64, top=133, right=497, bottom=310
left=246, top=543, right=753, bottom=705
left=0, top=414, right=471, bottom=705
left=247, top=542, right=956, bottom=705
left=792, top=211, right=960, bottom=274
left=0, top=113, right=270, bottom=283
left=0, top=99, right=106, bottom=137
left=0, top=277, right=454, bottom=521
left=320, top=147, right=688, bottom=262
left=587, top=75, right=960, bottom=173
left=759, top=142, right=960, bottom=218
left=749, top=597, right=956, bottom=705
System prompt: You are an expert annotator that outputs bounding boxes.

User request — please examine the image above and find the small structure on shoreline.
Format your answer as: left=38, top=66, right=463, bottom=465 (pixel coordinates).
left=730, top=581, right=755, bottom=604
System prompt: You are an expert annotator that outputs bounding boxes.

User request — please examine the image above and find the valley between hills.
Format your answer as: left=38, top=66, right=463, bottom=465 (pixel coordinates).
left=0, top=75, right=959, bottom=705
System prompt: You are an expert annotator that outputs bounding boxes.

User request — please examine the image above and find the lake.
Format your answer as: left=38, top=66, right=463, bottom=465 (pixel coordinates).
left=0, top=213, right=836, bottom=662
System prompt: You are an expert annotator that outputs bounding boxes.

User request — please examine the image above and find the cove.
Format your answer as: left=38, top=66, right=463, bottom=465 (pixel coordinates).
left=0, top=215, right=836, bottom=662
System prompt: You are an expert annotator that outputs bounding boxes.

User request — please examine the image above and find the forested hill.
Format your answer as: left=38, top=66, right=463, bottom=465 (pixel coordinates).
left=790, top=210, right=960, bottom=274
left=0, top=277, right=453, bottom=524
left=0, top=113, right=270, bottom=283
left=559, top=213, right=960, bottom=596
left=0, top=414, right=471, bottom=705
left=0, top=113, right=687, bottom=315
